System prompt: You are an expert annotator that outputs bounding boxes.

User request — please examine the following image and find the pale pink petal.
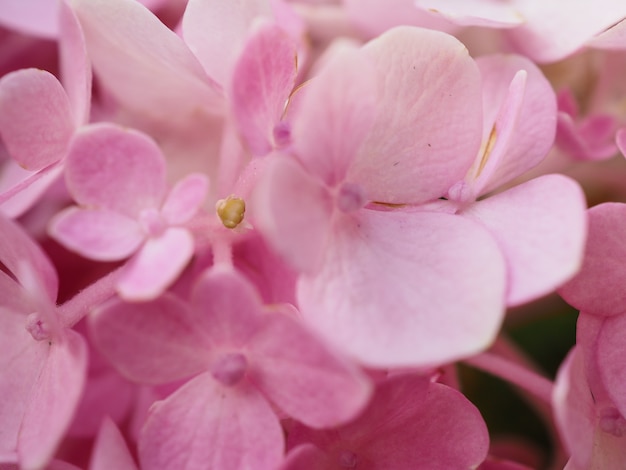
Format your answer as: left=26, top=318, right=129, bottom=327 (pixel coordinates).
left=350, top=27, right=483, bottom=204
left=182, top=0, right=272, bottom=87
left=59, top=0, right=91, bottom=126
left=89, top=294, right=209, bottom=384
left=65, top=124, right=167, bottom=217
left=70, top=0, right=221, bottom=120
left=462, top=175, right=587, bottom=306
left=0, top=212, right=58, bottom=302
left=139, top=373, right=284, bottom=470
left=117, top=228, right=194, bottom=301
left=588, top=19, right=626, bottom=50
left=0, top=69, right=74, bottom=171
left=0, top=312, right=48, bottom=462
left=0, top=0, right=59, bottom=38
left=160, top=174, right=209, bottom=225
left=291, top=47, right=378, bottom=186
left=230, top=22, right=297, bottom=156
left=298, top=209, right=506, bottom=367
left=559, top=203, right=626, bottom=316
left=557, top=109, right=618, bottom=161
left=49, top=207, right=144, bottom=262
left=507, top=1, right=626, bottom=63
left=190, top=267, right=263, bottom=348
left=472, top=54, right=557, bottom=194
left=617, top=127, right=626, bottom=157
left=415, top=0, right=524, bottom=27
left=343, top=0, right=457, bottom=37
left=251, top=155, right=333, bottom=273
left=90, top=418, right=138, bottom=470
left=18, top=330, right=88, bottom=470
left=247, top=312, right=372, bottom=428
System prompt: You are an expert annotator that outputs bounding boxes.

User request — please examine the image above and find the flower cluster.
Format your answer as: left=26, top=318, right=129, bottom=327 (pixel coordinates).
left=1, top=1, right=625, bottom=469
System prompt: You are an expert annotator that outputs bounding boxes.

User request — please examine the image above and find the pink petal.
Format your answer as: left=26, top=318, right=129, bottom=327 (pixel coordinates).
left=251, top=155, right=333, bottom=273
left=117, top=228, right=194, bottom=301
left=18, top=330, right=88, bottom=470
left=139, top=373, right=284, bottom=470
left=462, top=174, right=587, bottom=306
left=553, top=347, right=595, bottom=469
left=230, top=22, right=297, bottom=156
left=182, top=0, right=272, bottom=87
left=0, top=69, right=74, bottom=171
left=472, top=54, right=557, bottom=195
left=0, top=0, right=59, bottom=38
left=588, top=19, right=626, bottom=50
left=59, top=0, right=91, bottom=126
left=49, top=207, right=145, bottom=262
left=0, top=312, right=48, bottom=462
left=291, top=47, right=378, bottom=186
left=247, top=312, right=372, bottom=428
left=90, top=418, right=138, bottom=470
left=0, top=160, right=64, bottom=219
left=280, top=444, right=329, bottom=470
left=289, top=374, right=489, bottom=469
left=160, top=173, right=209, bottom=226
left=559, top=203, right=626, bottom=316
left=89, top=294, right=210, bottom=384
left=597, top=314, right=626, bottom=418
left=65, top=123, right=167, bottom=217
left=70, top=0, right=221, bottom=120
left=298, top=208, right=506, bottom=367
left=190, top=267, right=263, bottom=348
left=349, top=26, right=483, bottom=204
left=0, top=212, right=58, bottom=302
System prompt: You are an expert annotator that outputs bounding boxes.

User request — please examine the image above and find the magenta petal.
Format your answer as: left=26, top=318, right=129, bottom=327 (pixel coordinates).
left=298, top=209, right=506, bottom=367
left=247, top=313, right=372, bottom=428
left=49, top=207, right=144, bottom=262
left=139, top=374, right=284, bottom=470
left=65, top=124, right=167, bottom=217
left=90, top=418, right=138, bottom=470
left=0, top=69, right=74, bottom=171
left=252, top=155, right=333, bottom=273
left=71, top=0, right=220, bottom=120
left=473, top=54, right=557, bottom=194
left=597, top=314, right=626, bottom=417
left=160, top=173, right=209, bottom=225
left=18, top=330, right=88, bottom=470
left=182, top=0, right=271, bottom=87
left=292, top=47, right=378, bottom=186
left=559, top=203, right=626, bottom=316
left=90, top=294, right=209, bottom=384
left=280, top=444, right=329, bottom=470
left=230, top=22, right=297, bottom=156
left=462, top=175, right=587, bottom=306
left=350, top=26, right=483, bottom=204
left=117, top=228, right=194, bottom=301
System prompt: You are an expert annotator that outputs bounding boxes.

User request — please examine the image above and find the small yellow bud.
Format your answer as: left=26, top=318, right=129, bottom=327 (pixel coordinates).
left=216, top=196, right=246, bottom=229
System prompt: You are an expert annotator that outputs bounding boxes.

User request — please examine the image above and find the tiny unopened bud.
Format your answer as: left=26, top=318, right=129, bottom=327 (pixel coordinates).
left=216, top=196, right=246, bottom=229
left=211, top=352, right=248, bottom=386
left=338, top=450, right=358, bottom=468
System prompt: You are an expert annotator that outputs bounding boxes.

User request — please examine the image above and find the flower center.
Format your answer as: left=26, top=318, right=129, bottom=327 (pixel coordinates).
left=139, top=208, right=166, bottom=237
left=216, top=195, right=246, bottom=229
left=273, top=121, right=291, bottom=148
left=336, top=182, right=367, bottom=213
left=25, top=312, right=52, bottom=342
left=338, top=450, right=358, bottom=468
left=211, top=352, right=248, bottom=386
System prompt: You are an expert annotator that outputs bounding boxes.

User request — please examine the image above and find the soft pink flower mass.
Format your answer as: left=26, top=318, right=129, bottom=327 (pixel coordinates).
left=2, top=0, right=626, bottom=469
